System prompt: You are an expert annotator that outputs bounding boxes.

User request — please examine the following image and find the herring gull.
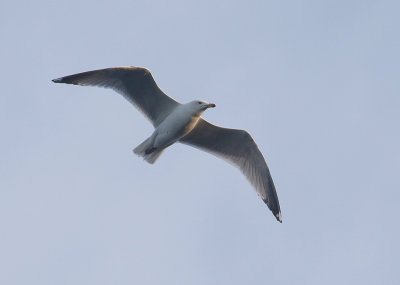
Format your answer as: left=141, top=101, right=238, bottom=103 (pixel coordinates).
left=52, top=67, right=282, bottom=222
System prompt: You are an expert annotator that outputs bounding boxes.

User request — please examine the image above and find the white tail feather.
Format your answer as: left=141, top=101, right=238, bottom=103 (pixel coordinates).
left=133, top=137, right=152, bottom=156
left=133, top=137, right=164, bottom=164
left=142, top=149, right=164, bottom=164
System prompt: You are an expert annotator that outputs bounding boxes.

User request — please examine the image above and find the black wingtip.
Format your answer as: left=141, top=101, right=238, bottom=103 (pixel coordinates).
left=276, top=212, right=282, bottom=223
left=52, top=77, right=63, bottom=83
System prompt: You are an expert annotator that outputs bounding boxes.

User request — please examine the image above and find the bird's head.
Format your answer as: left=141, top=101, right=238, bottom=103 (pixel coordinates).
left=187, top=100, right=216, bottom=115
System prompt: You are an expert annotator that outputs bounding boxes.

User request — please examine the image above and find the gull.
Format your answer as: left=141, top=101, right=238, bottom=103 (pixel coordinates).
left=52, top=67, right=282, bottom=222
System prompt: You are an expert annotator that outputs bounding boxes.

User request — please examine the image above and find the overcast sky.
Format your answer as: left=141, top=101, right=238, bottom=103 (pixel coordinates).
left=1, top=1, right=399, bottom=284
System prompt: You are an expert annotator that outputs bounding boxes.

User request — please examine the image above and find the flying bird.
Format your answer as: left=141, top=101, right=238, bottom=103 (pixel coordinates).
left=52, top=67, right=282, bottom=222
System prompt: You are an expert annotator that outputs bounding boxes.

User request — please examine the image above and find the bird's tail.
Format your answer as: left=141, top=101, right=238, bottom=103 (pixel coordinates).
left=133, top=137, right=164, bottom=164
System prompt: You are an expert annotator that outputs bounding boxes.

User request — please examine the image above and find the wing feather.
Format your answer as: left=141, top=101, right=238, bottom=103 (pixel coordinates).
left=52, top=67, right=179, bottom=127
left=180, top=118, right=282, bottom=222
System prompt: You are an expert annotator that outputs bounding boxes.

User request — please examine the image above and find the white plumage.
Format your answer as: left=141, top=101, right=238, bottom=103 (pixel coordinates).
left=53, top=66, right=282, bottom=222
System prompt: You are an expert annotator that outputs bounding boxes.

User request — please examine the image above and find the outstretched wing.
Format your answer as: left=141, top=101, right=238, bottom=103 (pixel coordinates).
left=180, top=118, right=282, bottom=222
left=52, top=67, right=179, bottom=127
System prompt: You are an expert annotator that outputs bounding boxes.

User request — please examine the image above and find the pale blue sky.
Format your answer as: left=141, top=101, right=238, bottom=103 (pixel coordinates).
left=1, top=1, right=399, bottom=284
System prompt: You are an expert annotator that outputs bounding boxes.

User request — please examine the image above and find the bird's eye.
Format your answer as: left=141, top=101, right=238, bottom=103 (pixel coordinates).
left=198, top=102, right=202, bottom=104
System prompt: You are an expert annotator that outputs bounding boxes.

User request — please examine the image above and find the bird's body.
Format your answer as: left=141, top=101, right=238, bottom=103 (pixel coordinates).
left=155, top=101, right=212, bottom=147
left=52, top=67, right=282, bottom=222
left=134, top=101, right=215, bottom=163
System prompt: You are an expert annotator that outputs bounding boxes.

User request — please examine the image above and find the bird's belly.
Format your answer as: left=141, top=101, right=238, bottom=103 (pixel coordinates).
left=153, top=114, right=199, bottom=148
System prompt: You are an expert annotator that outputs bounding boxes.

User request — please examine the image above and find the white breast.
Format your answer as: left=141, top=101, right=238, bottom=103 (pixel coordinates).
left=153, top=104, right=201, bottom=148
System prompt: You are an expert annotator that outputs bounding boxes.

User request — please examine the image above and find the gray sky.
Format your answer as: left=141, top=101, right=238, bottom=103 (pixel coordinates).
left=1, top=1, right=399, bottom=284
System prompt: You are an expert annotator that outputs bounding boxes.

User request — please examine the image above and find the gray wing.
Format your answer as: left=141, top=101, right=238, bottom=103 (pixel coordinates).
left=52, top=67, right=179, bottom=127
left=180, top=118, right=282, bottom=222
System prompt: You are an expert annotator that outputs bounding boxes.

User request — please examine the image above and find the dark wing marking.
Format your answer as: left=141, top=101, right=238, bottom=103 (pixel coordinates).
left=180, top=118, right=282, bottom=222
left=52, top=67, right=179, bottom=127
